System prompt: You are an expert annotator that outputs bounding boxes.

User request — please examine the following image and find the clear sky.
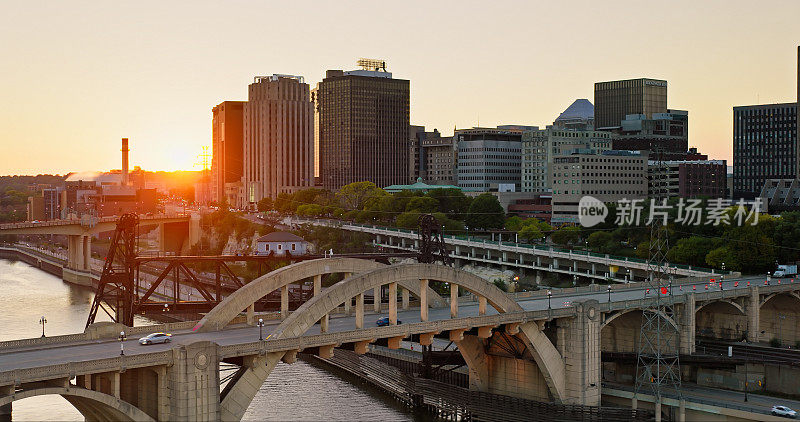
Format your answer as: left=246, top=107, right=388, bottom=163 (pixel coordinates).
left=1, top=0, right=798, bottom=175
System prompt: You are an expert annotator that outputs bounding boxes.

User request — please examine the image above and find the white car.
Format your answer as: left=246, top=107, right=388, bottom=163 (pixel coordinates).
left=772, top=405, right=797, bottom=418
left=138, top=332, right=172, bottom=345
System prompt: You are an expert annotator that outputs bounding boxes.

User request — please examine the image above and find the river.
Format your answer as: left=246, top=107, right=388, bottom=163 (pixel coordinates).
left=0, top=258, right=416, bottom=421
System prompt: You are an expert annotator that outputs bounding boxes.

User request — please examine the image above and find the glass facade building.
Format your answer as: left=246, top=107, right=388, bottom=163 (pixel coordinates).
left=732, top=103, right=798, bottom=199
left=594, top=78, right=667, bottom=129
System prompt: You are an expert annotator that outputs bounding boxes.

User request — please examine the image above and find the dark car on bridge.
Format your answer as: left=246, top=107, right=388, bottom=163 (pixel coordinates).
left=375, top=317, right=401, bottom=326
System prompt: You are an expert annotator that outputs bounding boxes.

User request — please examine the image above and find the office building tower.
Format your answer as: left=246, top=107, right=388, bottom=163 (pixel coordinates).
left=211, top=101, right=245, bottom=205
left=456, top=127, right=523, bottom=192
left=551, top=150, right=648, bottom=223
left=410, top=127, right=457, bottom=186
left=242, top=75, right=314, bottom=207
left=732, top=103, right=798, bottom=199
left=521, top=128, right=612, bottom=192
left=317, top=59, right=410, bottom=190
left=594, top=78, right=667, bottom=129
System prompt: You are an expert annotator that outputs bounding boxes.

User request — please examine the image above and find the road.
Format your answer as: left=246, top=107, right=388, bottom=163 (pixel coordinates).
left=0, top=272, right=784, bottom=375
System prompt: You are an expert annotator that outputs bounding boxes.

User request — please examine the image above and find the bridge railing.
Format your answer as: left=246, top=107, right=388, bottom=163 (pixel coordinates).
left=310, top=218, right=728, bottom=276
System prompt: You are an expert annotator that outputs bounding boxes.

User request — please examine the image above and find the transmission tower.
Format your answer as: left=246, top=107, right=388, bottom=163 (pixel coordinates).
left=635, top=148, right=682, bottom=410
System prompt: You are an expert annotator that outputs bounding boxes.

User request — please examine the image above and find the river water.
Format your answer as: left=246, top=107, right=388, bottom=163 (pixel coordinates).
left=0, top=259, right=415, bottom=421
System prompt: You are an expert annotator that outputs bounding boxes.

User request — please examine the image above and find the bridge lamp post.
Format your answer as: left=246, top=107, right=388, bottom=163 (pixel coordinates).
left=39, top=316, right=47, bottom=338
left=547, top=290, right=552, bottom=309
left=607, top=285, right=612, bottom=303
left=257, top=318, right=265, bottom=341
left=118, top=331, right=127, bottom=356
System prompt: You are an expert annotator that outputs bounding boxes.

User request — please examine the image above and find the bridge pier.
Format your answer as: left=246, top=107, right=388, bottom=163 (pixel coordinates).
left=747, top=286, right=759, bottom=342
left=560, top=301, right=601, bottom=405
left=314, top=275, right=329, bottom=332
left=280, top=285, right=289, bottom=320
left=401, top=287, right=409, bottom=310
left=679, top=293, right=696, bottom=355
left=356, top=293, right=364, bottom=329
left=0, top=385, right=10, bottom=422
left=373, top=286, right=381, bottom=313
left=450, top=284, right=459, bottom=318
left=389, top=282, right=398, bottom=325
left=167, top=341, right=220, bottom=420
left=420, top=279, right=429, bottom=322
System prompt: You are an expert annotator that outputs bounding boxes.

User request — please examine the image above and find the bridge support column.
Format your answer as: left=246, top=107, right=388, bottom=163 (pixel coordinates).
left=167, top=341, right=220, bottom=420
left=402, top=287, right=409, bottom=310
left=420, top=279, right=429, bottom=322
left=553, top=258, right=558, bottom=269
left=389, top=282, right=398, bottom=325
left=591, top=263, right=596, bottom=275
left=679, top=293, right=696, bottom=355
left=654, top=399, right=662, bottom=422
left=355, top=293, right=364, bottom=329
left=678, top=398, right=686, bottom=422
left=343, top=273, right=352, bottom=315
left=374, top=286, right=381, bottom=313
left=747, top=286, right=760, bottom=342
left=536, top=271, right=542, bottom=285
left=479, top=296, right=487, bottom=315
left=314, top=275, right=329, bottom=332
left=280, top=285, right=289, bottom=320
left=0, top=385, right=12, bottom=422
left=82, top=235, right=91, bottom=270
left=246, top=304, right=255, bottom=325
left=561, top=301, right=600, bottom=405
left=450, top=284, right=459, bottom=318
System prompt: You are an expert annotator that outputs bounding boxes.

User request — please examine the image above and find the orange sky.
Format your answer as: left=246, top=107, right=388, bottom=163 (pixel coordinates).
left=1, top=0, right=798, bottom=175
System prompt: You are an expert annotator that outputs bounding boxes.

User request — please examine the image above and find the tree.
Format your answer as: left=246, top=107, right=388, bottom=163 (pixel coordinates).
left=551, top=226, right=581, bottom=247
left=426, top=188, right=472, bottom=220
left=256, top=197, right=273, bottom=213
left=505, top=216, right=524, bottom=232
left=465, top=193, right=505, bottom=230
left=395, top=211, right=422, bottom=229
left=587, top=231, right=613, bottom=250
left=406, top=196, right=438, bottom=213
left=667, top=236, right=722, bottom=267
left=518, top=224, right=544, bottom=243
left=336, top=181, right=384, bottom=210
left=274, top=192, right=294, bottom=214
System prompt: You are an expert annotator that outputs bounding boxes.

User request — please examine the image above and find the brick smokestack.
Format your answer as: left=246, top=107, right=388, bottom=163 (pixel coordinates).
left=121, top=138, right=129, bottom=187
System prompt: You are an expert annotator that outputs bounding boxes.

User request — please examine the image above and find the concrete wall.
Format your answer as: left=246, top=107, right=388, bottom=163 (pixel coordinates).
left=696, top=301, right=747, bottom=341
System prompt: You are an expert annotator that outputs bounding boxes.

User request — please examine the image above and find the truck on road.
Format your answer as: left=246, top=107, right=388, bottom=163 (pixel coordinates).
left=773, top=264, right=798, bottom=278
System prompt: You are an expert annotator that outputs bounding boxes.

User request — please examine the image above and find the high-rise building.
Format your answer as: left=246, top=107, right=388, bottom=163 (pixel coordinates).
left=551, top=150, right=648, bottom=223
left=732, top=102, right=798, bottom=199
left=521, top=128, right=612, bottom=192
left=317, top=60, right=410, bottom=190
left=409, top=127, right=457, bottom=186
left=594, top=78, right=667, bottom=129
left=456, top=127, right=523, bottom=192
left=211, top=101, right=245, bottom=206
left=242, top=75, right=314, bottom=207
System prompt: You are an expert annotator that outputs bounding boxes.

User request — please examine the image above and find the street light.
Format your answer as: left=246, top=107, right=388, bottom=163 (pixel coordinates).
left=547, top=290, right=552, bottom=309
left=607, top=285, right=612, bottom=303
left=39, top=316, right=47, bottom=338
left=257, top=318, right=265, bottom=341
left=118, top=331, right=127, bottom=356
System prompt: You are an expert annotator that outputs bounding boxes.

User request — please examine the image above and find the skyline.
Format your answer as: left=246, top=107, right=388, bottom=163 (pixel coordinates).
left=1, top=0, right=799, bottom=175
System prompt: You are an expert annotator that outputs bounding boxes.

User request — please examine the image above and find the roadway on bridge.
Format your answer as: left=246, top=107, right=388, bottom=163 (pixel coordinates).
left=0, top=273, right=773, bottom=375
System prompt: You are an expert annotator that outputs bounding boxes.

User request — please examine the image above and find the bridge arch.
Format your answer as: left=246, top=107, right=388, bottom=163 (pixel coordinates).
left=695, top=300, right=747, bottom=341
left=195, top=257, right=446, bottom=332
left=0, top=386, right=153, bottom=421
left=600, top=308, right=679, bottom=354
left=759, top=292, right=800, bottom=345
left=696, top=299, right=745, bottom=315
left=219, top=263, right=566, bottom=420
